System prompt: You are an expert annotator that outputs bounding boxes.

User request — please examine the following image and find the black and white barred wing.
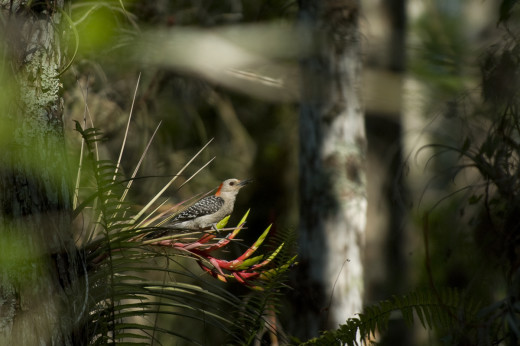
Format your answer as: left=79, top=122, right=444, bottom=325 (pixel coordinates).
left=172, top=195, right=225, bottom=222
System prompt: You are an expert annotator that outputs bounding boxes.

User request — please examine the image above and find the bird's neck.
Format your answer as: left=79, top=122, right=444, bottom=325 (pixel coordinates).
left=215, top=183, right=225, bottom=196
left=219, top=191, right=237, bottom=204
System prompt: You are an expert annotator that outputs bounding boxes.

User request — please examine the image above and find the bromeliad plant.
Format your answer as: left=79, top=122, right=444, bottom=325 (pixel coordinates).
left=142, top=210, right=296, bottom=290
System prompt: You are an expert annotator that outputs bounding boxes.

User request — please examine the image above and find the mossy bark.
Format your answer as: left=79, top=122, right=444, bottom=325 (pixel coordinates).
left=0, top=1, right=81, bottom=344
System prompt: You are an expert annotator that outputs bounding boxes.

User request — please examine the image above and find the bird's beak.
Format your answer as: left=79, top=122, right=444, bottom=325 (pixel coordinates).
left=238, top=178, right=253, bottom=187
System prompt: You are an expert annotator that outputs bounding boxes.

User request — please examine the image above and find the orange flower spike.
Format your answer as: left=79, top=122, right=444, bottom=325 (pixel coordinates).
left=235, top=224, right=272, bottom=262
left=258, top=256, right=298, bottom=280
left=215, top=210, right=249, bottom=242
left=201, top=255, right=256, bottom=271
left=232, top=272, right=264, bottom=290
left=209, top=257, right=227, bottom=277
left=232, top=271, right=261, bottom=285
left=197, top=233, right=216, bottom=244
left=196, top=228, right=239, bottom=253
left=202, top=218, right=248, bottom=253
left=204, top=258, right=235, bottom=271
left=235, top=271, right=261, bottom=281
left=194, top=212, right=249, bottom=253
left=232, top=272, right=247, bottom=284
left=214, top=221, right=246, bottom=245
left=199, top=264, right=228, bottom=282
left=231, top=255, right=264, bottom=270
left=204, top=252, right=263, bottom=270
left=249, top=243, right=284, bottom=270
left=227, top=220, right=247, bottom=239
left=232, top=209, right=250, bottom=235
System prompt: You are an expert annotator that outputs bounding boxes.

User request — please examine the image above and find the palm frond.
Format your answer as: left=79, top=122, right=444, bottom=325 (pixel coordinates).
left=300, top=287, right=481, bottom=346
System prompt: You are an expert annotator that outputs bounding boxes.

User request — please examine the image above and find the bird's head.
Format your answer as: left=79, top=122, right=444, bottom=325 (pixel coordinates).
left=215, top=178, right=252, bottom=196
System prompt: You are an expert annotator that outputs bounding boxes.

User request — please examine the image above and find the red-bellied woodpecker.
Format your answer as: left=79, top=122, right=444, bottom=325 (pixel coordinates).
left=148, top=178, right=251, bottom=238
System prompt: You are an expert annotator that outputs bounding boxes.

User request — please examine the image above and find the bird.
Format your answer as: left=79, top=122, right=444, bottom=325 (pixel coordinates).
left=145, top=178, right=251, bottom=239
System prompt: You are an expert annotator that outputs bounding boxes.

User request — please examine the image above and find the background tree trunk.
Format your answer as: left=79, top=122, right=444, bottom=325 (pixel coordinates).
left=294, top=0, right=366, bottom=339
left=0, top=1, right=81, bottom=344
left=362, top=0, right=411, bottom=344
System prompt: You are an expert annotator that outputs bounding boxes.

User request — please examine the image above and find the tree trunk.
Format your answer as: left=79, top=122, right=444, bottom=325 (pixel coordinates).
left=294, top=0, right=366, bottom=339
left=0, top=1, right=80, bottom=344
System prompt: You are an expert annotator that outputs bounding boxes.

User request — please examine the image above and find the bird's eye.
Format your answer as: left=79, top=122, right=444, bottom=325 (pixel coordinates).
left=229, top=181, right=235, bottom=186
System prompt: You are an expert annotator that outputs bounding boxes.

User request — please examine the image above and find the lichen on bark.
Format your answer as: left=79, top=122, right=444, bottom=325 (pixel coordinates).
left=0, top=1, right=78, bottom=345
left=296, top=0, right=366, bottom=339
